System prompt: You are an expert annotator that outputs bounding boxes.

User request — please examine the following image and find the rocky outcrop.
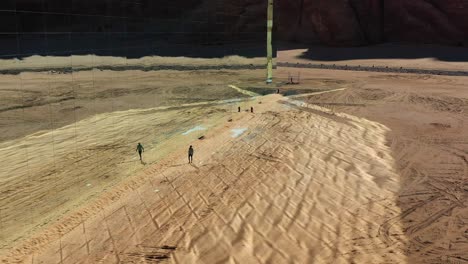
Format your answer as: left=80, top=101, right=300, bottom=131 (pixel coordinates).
left=278, top=0, right=468, bottom=46
left=1, top=0, right=468, bottom=54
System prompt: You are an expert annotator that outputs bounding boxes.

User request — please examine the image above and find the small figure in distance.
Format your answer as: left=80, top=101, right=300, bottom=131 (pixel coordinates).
left=136, top=143, right=144, bottom=162
left=251, top=106, right=254, bottom=113
left=188, top=145, right=194, bottom=164
left=238, top=106, right=241, bottom=112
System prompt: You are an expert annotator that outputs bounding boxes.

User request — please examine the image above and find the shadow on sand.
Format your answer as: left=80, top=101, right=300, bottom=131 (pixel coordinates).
left=0, top=34, right=276, bottom=60
left=279, top=43, right=468, bottom=63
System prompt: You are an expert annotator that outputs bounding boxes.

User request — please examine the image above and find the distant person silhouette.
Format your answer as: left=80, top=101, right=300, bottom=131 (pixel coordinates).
left=238, top=106, right=241, bottom=112
left=251, top=106, right=254, bottom=113
left=188, top=145, right=194, bottom=163
left=136, top=143, right=144, bottom=162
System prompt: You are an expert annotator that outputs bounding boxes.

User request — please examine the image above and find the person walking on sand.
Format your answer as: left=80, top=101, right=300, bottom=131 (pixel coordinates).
left=251, top=106, right=254, bottom=113
left=136, top=143, right=144, bottom=161
left=188, top=145, right=194, bottom=163
left=238, top=106, right=241, bottom=112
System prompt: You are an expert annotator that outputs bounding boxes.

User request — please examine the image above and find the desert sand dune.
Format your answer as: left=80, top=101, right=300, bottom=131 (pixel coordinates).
left=283, top=68, right=468, bottom=263
left=2, top=93, right=409, bottom=263
left=0, top=66, right=276, bottom=260
left=1, top=63, right=467, bottom=263
left=0, top=91, right=266, bottom=253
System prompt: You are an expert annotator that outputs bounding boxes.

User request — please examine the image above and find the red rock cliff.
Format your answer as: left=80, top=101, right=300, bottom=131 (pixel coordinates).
left=276, top=0, right=468, bottom=46
left=2, top=0, right=468, bottom=52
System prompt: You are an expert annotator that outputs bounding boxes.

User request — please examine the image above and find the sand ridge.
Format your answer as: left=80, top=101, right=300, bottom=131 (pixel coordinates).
left=2, top=94, right=409, bottom=263
left=280, top=68, right=468, bottom=263
left=2, top=61, right=467, bottom=263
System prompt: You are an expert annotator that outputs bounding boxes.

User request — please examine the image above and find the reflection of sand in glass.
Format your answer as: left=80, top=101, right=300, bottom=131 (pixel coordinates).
left=0, top=0, right=271, bottom=260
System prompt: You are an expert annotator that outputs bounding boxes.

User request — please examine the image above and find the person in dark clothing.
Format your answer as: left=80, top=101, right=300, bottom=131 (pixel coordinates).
left=136, top=143, right=144, bottom=161
left=238, top=106, right=241, bottom=112
left=188, top=145, right=194, bottom=163
left=250, top=106, right=254, bottom=113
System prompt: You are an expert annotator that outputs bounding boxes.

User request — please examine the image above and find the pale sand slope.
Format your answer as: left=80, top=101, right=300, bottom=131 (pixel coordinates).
left=5, top=94, right=408, bottom=263
left=0, top=97, right=255, bottom=252
left=277, top=68, right=468, bottom=263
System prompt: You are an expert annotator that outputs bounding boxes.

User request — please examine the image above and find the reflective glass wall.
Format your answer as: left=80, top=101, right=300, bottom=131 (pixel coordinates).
left=0, top=0, right=275, bottom=253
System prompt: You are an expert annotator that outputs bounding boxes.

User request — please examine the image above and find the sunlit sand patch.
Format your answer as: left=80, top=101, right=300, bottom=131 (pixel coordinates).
left=222, top=98, right=243, bottom=103
left=231, top=128, right=248, bottom=138
left=0, top=103, right=229, bottom=253
left=228, top=85, right=260, bottom=97
left=182, top=125, right=207, bottom=135
left=2, top=94, right=412, bottom=263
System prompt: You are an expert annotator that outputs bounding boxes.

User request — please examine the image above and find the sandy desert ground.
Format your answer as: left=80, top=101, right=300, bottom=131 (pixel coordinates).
left=289, top=69, right=468, bottom=264
left=0, top=62, right=271, bottom=251
left=0, top=55, right=270, bottom=143
left=1, top=55, right=467, bottom=263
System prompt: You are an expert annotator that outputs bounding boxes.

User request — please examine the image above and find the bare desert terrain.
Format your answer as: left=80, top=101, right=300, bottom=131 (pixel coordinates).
left=278, top=68, right=468, bottom=263
left=0, top=54, right=467, bottom=263
left=0, top=59, right=270, bottom=252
